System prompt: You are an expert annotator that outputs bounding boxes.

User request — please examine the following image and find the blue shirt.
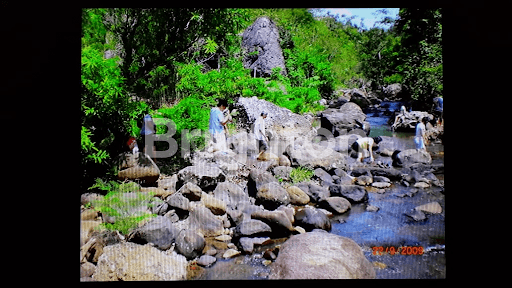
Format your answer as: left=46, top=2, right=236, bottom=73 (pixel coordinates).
left=141, top=114, right=155, bottom=135
left=209, top=107, right=224, bottom=134
left=433, top=97, right=443, bottom=111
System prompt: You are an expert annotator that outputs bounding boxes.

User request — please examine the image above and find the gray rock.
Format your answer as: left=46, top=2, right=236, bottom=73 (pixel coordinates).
left=234, top=219, right=272, bottom=237
left=212, top=181, right=249, bottom=210
left=329, top=184, right=368, bottom=203
left=251, top=209, right=294, bottom=234
left=255, top=182, right=290, bottom=210
left=405, top=209, right=427, bottom=221
left=196, top=255, right=217, bottom=267
left=175, top=229, right=205, bottom=260
left=393, top=149, right=432, bottom=167
left=93, top=242, right=188, bottom=281
left=373, top=176, right=391, bottom=183
left=285, top=186, right=310, bottom=205
left=278, top=155, right=291, bottom=166
left=127, top=216, right=179, bottom=251
left=321, top=196, right=351, bottom=214
left=166, top=193, right=190, bottom=211
left=242, top=17, right=287, bottom=77
left=294, top=206, right=331, bottom=231
left=177, top=164, right=226, bottom=191
left=188, top=205, right=225, bottom=237
left=285, top=141, right=348, bottom=170
left=314, top=168, right=333, bottom=185
left=117, top=152, right=160, bottom=186
left=269, top=231, right=375, bottom=279
left=239, top=237, right=271, bottom=254
left=177, top=182, right=202, bottom=201
left=356, top=175, right=373, bottom=186
left=320, top=102, right=370, bottom=137
left=273, top=166, right=293, bottom=181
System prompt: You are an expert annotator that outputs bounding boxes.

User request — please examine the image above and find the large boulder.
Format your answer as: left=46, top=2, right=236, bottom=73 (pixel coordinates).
left=176, top=164, right=226, bottom=191
left=285, top=140, right=348, bottom=170
left=234, top=96, right=315, bottom=154
left=234, top=219, right=272, bottom=238
left=117, top=152, right=160, bottom=186
left=127, top=215, right=179, bottom=251
left=390, top=110, right=434, bottom=131
left=92, top=242, right=188, bottom=281
left=393, top=149, right=432, bottom=167
left=320, top=102, right=370, bottom=137
left=269, top=231, right=376, bottom=279
left=242, top=17, right=286, bottom=77
left=382, top=83, right=402, bottom=100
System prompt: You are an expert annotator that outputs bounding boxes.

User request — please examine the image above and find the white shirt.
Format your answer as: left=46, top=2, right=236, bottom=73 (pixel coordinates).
left=254, top=116, right=266, bottom=141
left=415, top=122, right=426, bottom=138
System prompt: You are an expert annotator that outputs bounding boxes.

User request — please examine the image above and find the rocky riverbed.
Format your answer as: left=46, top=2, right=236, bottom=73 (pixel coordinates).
left=80, top=98, right=444, bottom=280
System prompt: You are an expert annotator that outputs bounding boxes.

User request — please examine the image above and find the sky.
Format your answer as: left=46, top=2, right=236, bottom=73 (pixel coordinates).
left=311, top=8, right=400, bottom=30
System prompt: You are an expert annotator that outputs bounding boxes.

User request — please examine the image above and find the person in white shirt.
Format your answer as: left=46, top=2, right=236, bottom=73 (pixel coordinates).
left=351, top=136, right=382, bottom=163
left=414, top=117, right=428, bottom=151
left=391, top=105, right=407, bottom=130
left=254, top=112, right=268, bottom=158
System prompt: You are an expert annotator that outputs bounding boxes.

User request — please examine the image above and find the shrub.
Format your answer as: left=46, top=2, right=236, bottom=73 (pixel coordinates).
left=89, top=179, right=156, bottom=235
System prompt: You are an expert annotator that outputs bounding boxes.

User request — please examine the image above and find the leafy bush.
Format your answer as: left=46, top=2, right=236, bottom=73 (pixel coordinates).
left=290, top=166, right=314, bottom=184
left=89, top=178, right=156, bottom=235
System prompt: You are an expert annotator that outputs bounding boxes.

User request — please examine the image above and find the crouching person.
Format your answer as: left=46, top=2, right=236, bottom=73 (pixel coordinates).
left=351, top=136, right=382, bottom=163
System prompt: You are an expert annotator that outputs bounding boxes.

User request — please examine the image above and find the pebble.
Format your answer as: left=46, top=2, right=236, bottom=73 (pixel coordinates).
left=414, top=182, right=430, bottom=188
left=223, top=248, right=241, bottom=259
left=371, top=182, right=391, bottom=188
left=415, top=202, right=442, bottom=214
left=215, top=235, right=232, bottom=242
left=366, top=205, right=380, bottom=212
left=196, top=255, right=217, bottom=267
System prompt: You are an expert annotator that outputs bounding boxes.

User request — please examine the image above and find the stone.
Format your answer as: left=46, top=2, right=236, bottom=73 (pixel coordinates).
left=366, top=205, right=380, bottom=212
left=255, top=182, right=290, bottom=210
left=238, top=237, right=271, bottom=254
left=286, top=186, right=310, bottom=205
left=278, top=155, right=291, bottom=166
left=251, top=209, right=294, bottom=233
left=197, top=255, right=217, bottom=267
left=321, top=196, right=351, bottom=214
left=390, top=110, right=434, bottom=132
left=127, top=216, right=179, bottom=251
left=177, top=164, right=226, bottom=191
left=356, top=175, right=373, bottom=186
left=201, top=192, right=227, bottom=215
left=258, top=152, right=280, bottom=161
left=393, top=149, right=432, bottom=168
left=242, top=17, right=287, bottom=77
left=223, top=248, right=241, bottom=259
left=294, top=206, right=331, bottom=231
left=299, top=182, right=330, bottom=203
left=81, top=220, right=102, bottom=246
left=212, top=181, right=249, bottom=210
left=314, top=168, right=333, bottom=185
left=175, top=229, right=206, bottom=260
left=247, top=168, right=278, bottom=197
left=165, top=193, right=190, bottom=212
left=80, top=262, right=96, bottom=278
left=177, top=182, right=202, bottom=201
left=93, top=242, right=188, bottom=281
left=414, top=182, right=430, bottom=188
left=320, top=102, right=370, bottom=137
left=188, top=205, right=225, bottom=237
left=371, top=182, right=391, bottom=188
left=293, top=226, right=306, bottom=234
left=215, top=234, right=232, bottom=242
left=117, top=152, right=160, bottom=186
left=273, top=166, right=293, bottom=181
left=269, top=231, right=375, bottom=279
left=234, top=219, right=272, bottom=237
left=373, top=176, right=391, bottom=183
left=157, top=174, right=178, bottom=192
left=285, top=141, right=348, bottom=170
left=415, top=202, right=442, bottom=214
left=405, top=209, right=427, bottom=221
left=329, top=184, right=368, bottom=203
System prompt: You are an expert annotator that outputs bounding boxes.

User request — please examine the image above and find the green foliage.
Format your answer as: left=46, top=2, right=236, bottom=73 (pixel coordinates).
left=89, top=179, right=155, bottom=235
left=289, top=166, right=314, bottom=184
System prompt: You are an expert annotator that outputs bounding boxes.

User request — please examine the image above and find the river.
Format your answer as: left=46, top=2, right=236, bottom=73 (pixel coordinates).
left=196, top=101, right=445, bottom=279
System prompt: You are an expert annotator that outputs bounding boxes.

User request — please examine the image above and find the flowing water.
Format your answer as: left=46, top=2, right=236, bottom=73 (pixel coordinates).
left=196, top=101, right=445, bottom=279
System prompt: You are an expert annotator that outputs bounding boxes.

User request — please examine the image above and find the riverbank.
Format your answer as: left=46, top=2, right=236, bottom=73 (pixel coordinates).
left=81, top=99, right=444, bottom=280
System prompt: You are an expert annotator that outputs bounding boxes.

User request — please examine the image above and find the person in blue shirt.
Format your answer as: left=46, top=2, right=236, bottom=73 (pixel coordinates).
left=208, top=99, right=232, bottom=153
left=140, top=114, right=156, bottom=160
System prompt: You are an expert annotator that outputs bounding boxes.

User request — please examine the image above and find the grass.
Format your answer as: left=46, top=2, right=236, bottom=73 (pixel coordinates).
left=289, top=166, right=314, bottom=184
